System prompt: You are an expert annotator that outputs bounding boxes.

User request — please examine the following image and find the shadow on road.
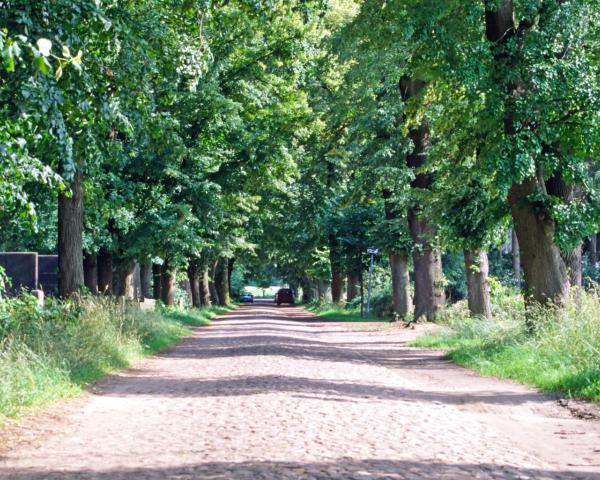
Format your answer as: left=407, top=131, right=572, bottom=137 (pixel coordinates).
left=4, top=459, right=598, bottom=480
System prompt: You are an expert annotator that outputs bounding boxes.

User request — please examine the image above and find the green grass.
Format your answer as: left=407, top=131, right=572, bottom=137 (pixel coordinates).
left=411, top=286, right=600, bottom=402
left=307, top=302, right=384, bottom=322
left=0, top=296, right=230, bottom=421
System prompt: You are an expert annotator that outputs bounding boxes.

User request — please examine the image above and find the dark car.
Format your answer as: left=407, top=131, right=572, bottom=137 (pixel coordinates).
left=275, top=288, right=294, bottom=305
left=240, top=292, right=254, bottom=303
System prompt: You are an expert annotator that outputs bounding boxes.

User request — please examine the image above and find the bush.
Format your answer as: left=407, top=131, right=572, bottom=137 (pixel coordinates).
left=0, top=295, right=200, bottom=419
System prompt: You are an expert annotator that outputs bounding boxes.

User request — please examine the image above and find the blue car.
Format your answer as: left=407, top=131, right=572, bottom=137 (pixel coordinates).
left=240, top=293, right=254, bottom=303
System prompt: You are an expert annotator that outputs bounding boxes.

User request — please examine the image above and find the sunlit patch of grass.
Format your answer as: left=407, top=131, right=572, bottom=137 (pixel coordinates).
left=411, top=287, right=600, bottom=402
left=307, top=302, right=384, bottom=322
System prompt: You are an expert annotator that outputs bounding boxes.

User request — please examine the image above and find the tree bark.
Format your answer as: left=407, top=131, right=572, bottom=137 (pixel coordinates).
left=565, top=244, right=582, bottom=288
left=140, top=263, right=152, bottom=298
left=590, top=234, right=598, bottom=267
left=201, top=267, right=212, bottom=307
left=58, top=160, right=85, bottom=298
left=389, top=254, right=410, bottom=319
left=97, top=247, right=113, bottom=295
left=382, top=189, right=411, bottom=318
left=301, top=277, right=314, bottom=303
left=464, top=249, right=493, bottom=319
left=400, top=76, right=444, bottom=322
left=228, top=257, right=235, bottom=297
left=117, top=260, right=136, bottom=299
left=328, top=233, right=344, bottom=303
left=509, top=181, right=569, bottom=305
left=346, top=271, right=360, bottom=302
left=152, top=263, right=162, bottom=300
left=187, top=261, right=202, bottom=308
left=160, top=263, right=176, bottom=306
left=209, top=259, right=219, bottom=305
left=83, top=253, right=98, bottom=295
left=317, top=279, right=332, bottom=301
left=511, top=228, right=521, bottom=280
left=215, top=257, right=230, bottom=306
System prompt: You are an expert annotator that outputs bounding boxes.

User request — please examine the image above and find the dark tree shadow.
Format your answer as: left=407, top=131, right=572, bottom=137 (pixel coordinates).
left=3, top=459, right=598, bottom=479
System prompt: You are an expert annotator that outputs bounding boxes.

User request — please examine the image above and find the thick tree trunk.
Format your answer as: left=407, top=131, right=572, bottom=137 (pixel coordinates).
left=58, top=161, right=84, bottom=298
left=410, top=217, right=444, bottom=322
left=463, top=249, right=493, bottom=319
left=152, top=264, right=162, bottom=300
left=509, top=181, right=569, bottom=305
left=389, top=253, right=410, bottom=318
left=328, top=234, right=344, bottom=303
left=346, top=271, right=360, bottom=302
left=511, top=228, right=521, bottom=280
left=83, top=253, right=98, bottom=295
left=160, top=263, right=176, bottom=306
left=117, top=260, right=136, bottom=299
left=201, top=267, right=212, bottom=307
left=401, top=76, right=444, bottom=322
left=97, top=247, right=113, bottom=295
left=301, top=277, right=314, bottom=303
left=215, top=257, right=230, bottom=306
left=187, top=261, right=202, bottom=308
left=140, top=263, right=152, bottom=298
left=485, top=2, right=569, bottom=307
left=209, top=260, right=219, bottom=305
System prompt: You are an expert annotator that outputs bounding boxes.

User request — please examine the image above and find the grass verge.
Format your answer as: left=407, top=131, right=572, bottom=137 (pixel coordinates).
left=0, top=296, right=230, bottom=421
left=307, top=302, right=384, bottom=322
left=411, top=286, right=600, bottom=402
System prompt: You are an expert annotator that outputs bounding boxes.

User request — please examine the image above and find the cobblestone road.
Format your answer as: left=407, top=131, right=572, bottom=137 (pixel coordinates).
left=1, top=301, right=599, bottom=479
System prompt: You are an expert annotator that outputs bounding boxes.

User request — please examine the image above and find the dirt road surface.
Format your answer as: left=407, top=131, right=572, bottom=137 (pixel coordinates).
left=1, top=301, right=599, bottom=479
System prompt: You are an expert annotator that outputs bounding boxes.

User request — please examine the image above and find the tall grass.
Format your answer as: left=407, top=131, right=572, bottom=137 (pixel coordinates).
left=412, top=285, right=600, bottom=401
left=0, top=295, right=223, bottom=419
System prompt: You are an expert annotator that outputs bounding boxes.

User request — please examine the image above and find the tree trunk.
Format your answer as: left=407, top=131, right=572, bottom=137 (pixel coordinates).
left=117, top=260, right=136, bottom=299
left=511, top=228, right=521, bottom=281
left=152, top=263, right=162, bottom=300
left=140, top=263, right=152, bottom=298
left=346, top=271, right=360, bottom=302
left=565, top=244, right=582, bottom=288
left=228, top=257, right=235, bottom=297
left=201, top=267, right=212, bottom=307
left=83, top=253, right=98, bottom=295
left=215, top=257, right=230, bottom=306
left=485, top=2, right=570, bottom=307
left=509, top=182, right=569, bottom=305
left=58, top=161, right=84, bottom=298
left=410, top=221, right=444, bottom=322
left=401, top=76, right=445, bottom=322
left=328, top=233, right=344, bottom=303
left=389, top=253, right=410, bottom=318
left=464, top=249, right=493, bottom=319
left=160, top=263, right=176, bottom=306
left=187, top=261, right=202, bottom=308
left=209, top=260, right=219, bottom=305
left=590, top=234, right=598, bottom=267
left=317, top=279, right=332, bottom=301
left=301, top=277, right=314, bottom=303
left=97, top=247, right=113, bottom=295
